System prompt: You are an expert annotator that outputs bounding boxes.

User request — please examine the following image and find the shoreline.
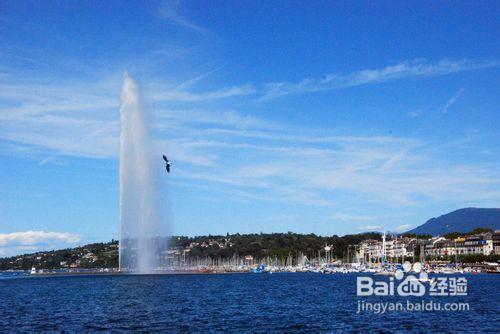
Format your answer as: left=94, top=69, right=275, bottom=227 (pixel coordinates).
left=1, top=269, right=247, bottom=277
left=2, top=269, right=499, bottom=278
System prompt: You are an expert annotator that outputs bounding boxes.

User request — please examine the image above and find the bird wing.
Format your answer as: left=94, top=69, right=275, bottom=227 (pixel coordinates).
left=163, top=155, right=167, bottom=161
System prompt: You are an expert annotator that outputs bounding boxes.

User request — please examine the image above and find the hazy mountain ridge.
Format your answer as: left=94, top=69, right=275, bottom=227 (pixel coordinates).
left=406, top=208, right=500, bottom=236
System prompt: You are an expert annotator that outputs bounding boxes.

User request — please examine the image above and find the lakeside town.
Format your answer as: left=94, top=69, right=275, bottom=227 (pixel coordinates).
left=2, top=229, right=499, bottom=276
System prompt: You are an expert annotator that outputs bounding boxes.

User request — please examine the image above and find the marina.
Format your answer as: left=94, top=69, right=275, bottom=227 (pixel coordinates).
left=13, top=259, right=497, bottom=277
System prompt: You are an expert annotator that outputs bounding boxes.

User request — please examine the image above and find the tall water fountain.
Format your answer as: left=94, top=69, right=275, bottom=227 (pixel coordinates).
left=119, top=72, right=166, bottom=273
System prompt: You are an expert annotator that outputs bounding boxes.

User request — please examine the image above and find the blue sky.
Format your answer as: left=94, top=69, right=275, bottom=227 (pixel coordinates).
left=1, top=1, right=499, bottom=256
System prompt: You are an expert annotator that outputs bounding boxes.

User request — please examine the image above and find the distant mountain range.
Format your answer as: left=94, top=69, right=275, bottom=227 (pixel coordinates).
left=406, top=208, right=500, bottom=236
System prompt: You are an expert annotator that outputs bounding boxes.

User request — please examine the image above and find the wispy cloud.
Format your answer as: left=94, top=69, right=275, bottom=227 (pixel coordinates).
left=356, top=225, right=383, bottom=232
left=262, top=59, right=498, bottom=99
left=408, top=109, right=423, bottom=118
left=1, top=62, right=500, bottom=222
left=158, top=0, right=209, bottom=35
left=38, top=123, right=115, bottom=166
left=153, top=84, right=255, bottom=102
left=3, top=97, right=500, bottom=208
left=171, top=68, right=221, bottom=91
left=442, top=88, right=465, bottom=114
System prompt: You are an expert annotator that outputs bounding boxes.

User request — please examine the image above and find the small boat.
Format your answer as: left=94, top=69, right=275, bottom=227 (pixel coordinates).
left=252, top=264, right=267, bottom=273
left=486, top=269, right=500, bottom=274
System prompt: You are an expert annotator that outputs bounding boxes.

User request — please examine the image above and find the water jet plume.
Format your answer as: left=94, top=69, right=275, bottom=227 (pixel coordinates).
left=119, top=72, right=167, bottom=274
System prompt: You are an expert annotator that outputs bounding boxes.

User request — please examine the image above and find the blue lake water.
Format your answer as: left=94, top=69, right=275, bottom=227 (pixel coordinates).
left=1, top=273, right=498, bottom=332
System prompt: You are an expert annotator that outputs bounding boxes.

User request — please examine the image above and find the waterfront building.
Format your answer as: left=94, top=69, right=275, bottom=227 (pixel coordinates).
left=493, top=231, right=500, bottom=254
left=424, top=240, right=456, bottom=256
left=357, top=237, right=412, bottom=262
left=424, top=233, right=493, bottom=256
left=454, top=234, right=493, bottom=255
left=358, top=239, right=383, bottom=262
left=358, top=232, right=495, bottom=262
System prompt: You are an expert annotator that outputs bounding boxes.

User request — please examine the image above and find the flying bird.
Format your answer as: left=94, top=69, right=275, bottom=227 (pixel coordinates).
left=163, top=155, right=171, bottom=173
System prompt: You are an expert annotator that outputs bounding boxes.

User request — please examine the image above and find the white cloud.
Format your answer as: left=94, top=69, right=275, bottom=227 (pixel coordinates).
left=262, top=59, right=498, bottom=99
left=0, top=231, right=80, bottom=246
left=0, top=231, right=81, bottom=257
left=356, top=225, right=383, bottom=232
left=442, top=88, right=465, bottom=114
left=394, top=224, right=413, bottom=233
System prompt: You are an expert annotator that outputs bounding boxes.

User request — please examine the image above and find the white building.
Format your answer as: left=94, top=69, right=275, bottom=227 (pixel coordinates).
left=358, top=238, right=410, bottom=262
left=454, top=235, right=493, bottom=256
left=424, top=234, right=493, bottom=257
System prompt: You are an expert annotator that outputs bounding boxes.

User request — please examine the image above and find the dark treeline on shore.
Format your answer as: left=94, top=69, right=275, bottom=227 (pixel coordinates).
left=2, top=229, right=498, bottom=271
left=172, top=232, right=383, bottom=259
left=0, top=241, right=120, bottom=271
